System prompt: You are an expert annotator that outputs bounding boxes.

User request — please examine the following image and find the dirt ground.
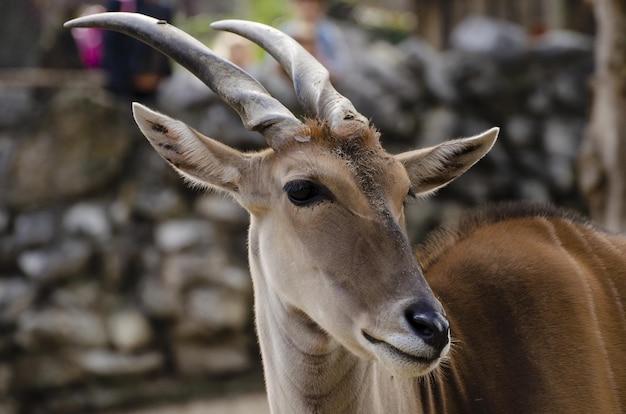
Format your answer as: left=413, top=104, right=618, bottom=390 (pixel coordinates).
left=112, top=393, right=270, bottom=414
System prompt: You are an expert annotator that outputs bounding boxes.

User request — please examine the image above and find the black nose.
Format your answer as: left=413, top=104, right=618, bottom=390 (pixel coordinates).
left=404, top=302, right=450, bottom=354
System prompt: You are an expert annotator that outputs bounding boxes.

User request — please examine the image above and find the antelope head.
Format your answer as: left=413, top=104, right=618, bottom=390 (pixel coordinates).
left=65, top=13, right=498, bottom=378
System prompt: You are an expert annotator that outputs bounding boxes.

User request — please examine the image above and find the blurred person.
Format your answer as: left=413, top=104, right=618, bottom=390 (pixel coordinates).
left=212, top=31, right=256, bottom=70
left=103, top=0, right=174, bottom=98
left=280, top=0, right=352, bottom=83
left=70, top=4, right=106, bottom=69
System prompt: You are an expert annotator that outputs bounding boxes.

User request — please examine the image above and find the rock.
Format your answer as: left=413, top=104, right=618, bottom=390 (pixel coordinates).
left=0, top=400, right=17, bottom=414
left=132, top=187, right=186, bottom=221
left=199, top=103, right=264, bottom=149
left=0, top=363, right=12, bottom=395
left=505, top=116, right=538, bottom=149
left=0, top=208, right=9, bottom=235
left=77, top=350, right=163, bottom=378
left=13, top=210, right=56, bottom=249
left=107, top=310, right=153, bottom=352
left=363, top=42, right=423, bottom=104
left=543, top=117, right=585, bottom=158
left=154, top=219, right=214, bottom=253
left=450, top=15, right=527, bottom=61
left=138, top=275, right=181, bottom=319
left=99, top=242, right=133, bottom=288
left=13, top=353, right=85, bottom=390
left=195, top=195, right=248, bottom=228
left=173, top=340, right=251, bottom=376
left=0, top=89, right=133, bottom=209
left=220, top=266, right=253, bottom=294
left=547, top=156, right=576, bottom=193
left=17, top=239, right=92, bottom=284
left=185, top=288, right=250, bottom=332
left=399, top=35, right=436, bottom=77
left=63, top=203, right=112, bottom=242
left=161, top=252, right=252, bottom=295
left=526, top=86, right=553, bottom=115
left=0, top=87, right=34, bottom=128
left=0, top=278, right=34, bottom=324
left=420, top=51, right=460, bottom=103
left=416, top=106, right=459, bottom=148
left=551, top=60, right=593, bottom=111
left=532, top=30, right=593, bottom=58
left=157, top=70, right=214, bottom=111
left=518, top=180, right=552, bottom=203
left=50, top=281, right=101, bottom=310
left=16, top=308, right=108, bottom=350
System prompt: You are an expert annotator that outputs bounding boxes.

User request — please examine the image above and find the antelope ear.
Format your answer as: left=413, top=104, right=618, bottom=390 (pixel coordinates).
left=396, top=128, right=499, bottom=196
left=132, top=103, right=245, bottom=194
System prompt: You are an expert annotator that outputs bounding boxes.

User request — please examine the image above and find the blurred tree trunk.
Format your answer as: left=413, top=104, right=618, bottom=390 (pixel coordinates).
left=579, top=0, right=626, bottom=232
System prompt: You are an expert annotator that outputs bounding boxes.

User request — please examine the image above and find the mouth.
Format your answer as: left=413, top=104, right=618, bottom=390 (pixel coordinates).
left=362, top=331, right=436, bottom=366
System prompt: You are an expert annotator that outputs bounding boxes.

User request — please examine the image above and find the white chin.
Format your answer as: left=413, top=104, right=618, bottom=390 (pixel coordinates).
left=374, top=344, right=443, bottom=377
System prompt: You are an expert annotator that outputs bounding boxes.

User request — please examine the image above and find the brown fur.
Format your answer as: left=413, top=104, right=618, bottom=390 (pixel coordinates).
left=416, top=202, right=596, bottom=270
left=415, top=201, right=626, bottom=413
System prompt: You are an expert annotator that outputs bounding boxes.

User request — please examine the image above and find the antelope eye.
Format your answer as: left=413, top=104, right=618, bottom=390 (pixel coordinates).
left=284, top=180, right=328, bottom=206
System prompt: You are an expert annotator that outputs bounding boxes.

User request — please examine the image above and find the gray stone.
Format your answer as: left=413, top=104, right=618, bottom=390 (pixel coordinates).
left=13, top=353, right=85, bottom=390
left=0, top=208, right=9, bottom=235
left=423, top=51, right=460, bottom=103
left=399, top=35, right=436, bottom=76
left=13, top=210, right=56, bottom=248
left=518, top=180, right=552, bottom=203
left=77, top=350, right=163, bottom=377
left=220, top=266, right=253, bottom=294
left=161, top=252, right=251, bottom=295
left=532, top=30, right=593, bottom=58
left=450, top=15, right=527, bottom=60
left=0, top=89, right=133, bottom=209
left=199, top=103, right=262, bottom=148
left=417, top=106, right=459, bottom=148
left=527, top=87, right=553, bottom=115
left=173, top=320, right=219, bottom=341
left=154, top=219, right=214, bottom=253
left=547, top=156, right=576, bottom=193
left=0, top=278, right=34, bottom=324
left=195, top=195, right=248, bottom=228
left=16, top=308, right=108, bottom=350
left=0, top=87, right=34, bottom=128
left=0, top=363, right=12, bottom=395
left=173, top=341, right=251, bottom=376
left=552, top=62, right=593, bottom=111
left=0, top=400, right=17, bottom=414
left=185, top=288, right=250, bottom=332
left=157, top=70, right=214, bottom=111
left=63, top=203, right=112, bottom=242
left=107, top=310, right=153, bottom=352
left=17, top=239, right=92, bottom=284
left=133, top=187, right=186, bottom=221
left=505, top=116, right=537, bottom=148
left=50, top=281, right=101, bottom=310
left=543, top=118, right=585, bottom=158
left=138, top=275, right=181, bottom=319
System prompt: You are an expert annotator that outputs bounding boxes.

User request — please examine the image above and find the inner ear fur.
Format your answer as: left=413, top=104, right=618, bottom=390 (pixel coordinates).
left=396, top=128, right=499, bottom=196
left=132, top=102, right=247, bottom=194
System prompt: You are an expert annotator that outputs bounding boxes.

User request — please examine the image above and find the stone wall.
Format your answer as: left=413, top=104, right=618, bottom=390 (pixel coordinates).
left=0, top=16, right=593, bottom=413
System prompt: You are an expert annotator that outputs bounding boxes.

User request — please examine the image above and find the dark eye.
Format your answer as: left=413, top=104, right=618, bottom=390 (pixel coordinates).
left=284, top=180, right=327, bottom=206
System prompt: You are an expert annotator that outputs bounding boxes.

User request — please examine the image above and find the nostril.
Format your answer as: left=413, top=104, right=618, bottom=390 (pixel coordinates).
left=410, top=315, right=436, bottom=339
left=404, top=303, right=450, bottom=352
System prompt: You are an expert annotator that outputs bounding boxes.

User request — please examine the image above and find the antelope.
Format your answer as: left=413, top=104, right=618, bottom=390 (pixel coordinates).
left=65, top=13, right=626, bottom=414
